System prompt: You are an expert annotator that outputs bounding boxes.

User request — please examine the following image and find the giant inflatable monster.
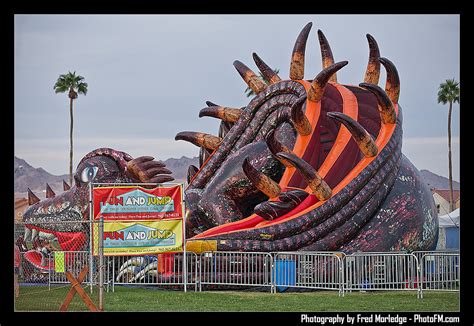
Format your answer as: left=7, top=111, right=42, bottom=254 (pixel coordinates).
left=22, top=23, right=438, bottom=266
left=177, top=22, right=439, bottom=253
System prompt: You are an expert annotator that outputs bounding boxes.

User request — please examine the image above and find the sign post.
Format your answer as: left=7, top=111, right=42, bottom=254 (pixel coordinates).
left=89, top=182, right=93, bottom=294
left=98, top=214, right=104, bottom=311
left=182, top=185, right=187, bottom=293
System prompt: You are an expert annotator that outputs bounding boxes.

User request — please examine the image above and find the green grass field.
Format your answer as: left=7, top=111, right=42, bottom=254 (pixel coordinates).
left=15, top=285, right=459, bottom=312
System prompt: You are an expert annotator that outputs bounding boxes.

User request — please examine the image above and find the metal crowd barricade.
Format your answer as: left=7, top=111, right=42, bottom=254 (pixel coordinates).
left=199, top=251, right=273, bottom=291
left=48, top=251, right=112, bottom=292
left=110, top=252, right=199, bottom=291
left=273, top=252, right=345, bottom=296
left=412, top=250, right=459, bottom=266
left=49, top=251, right=89, bottom=285
left=417, top=252, right=460, bottom=298
left=344, top=252, right=421, bottom=298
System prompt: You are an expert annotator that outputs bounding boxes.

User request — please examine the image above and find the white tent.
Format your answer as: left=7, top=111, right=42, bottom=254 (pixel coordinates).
left=436, top=208, right=460, bottom=250
left=438, top=208, right=460, bottom=228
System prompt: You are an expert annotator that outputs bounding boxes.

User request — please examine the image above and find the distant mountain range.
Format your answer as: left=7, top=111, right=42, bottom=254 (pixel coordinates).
left=419, top=169, right=460, bottom=190
left=161, top=156, right=199, bottom=182
left=14, top=156, right=69, bottom=199
left=14, top=156, right=458, bottom=198
left=14, top=155, right=199, bottom=198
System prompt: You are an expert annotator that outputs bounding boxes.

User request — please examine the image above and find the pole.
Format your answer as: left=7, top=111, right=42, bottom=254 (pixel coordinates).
left=182, top=184, right=187, bottom=293
left=112, top=256, right=115, bottom=292
left=98, top=214, right=104, bottom=310
left=48, top=252, right=51, bottom=291
left=89, top=182, right=93, bottom=294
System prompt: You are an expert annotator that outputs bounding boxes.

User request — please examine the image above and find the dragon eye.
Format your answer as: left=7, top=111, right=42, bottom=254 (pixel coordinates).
left=81, top=166, right=99, bottom=183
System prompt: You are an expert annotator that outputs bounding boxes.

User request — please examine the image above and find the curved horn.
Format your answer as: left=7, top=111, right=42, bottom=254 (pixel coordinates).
left=252, top=53, right=281, bottom=84
left=327, top=112, right=378, bottom=157
left=317, top=30, right=337, bottom=82
left=290, top=95, right=311, bottom=136
left=187, top=165, right=199, bottom=184
left=205, top=100, right=218, bottom=107
left=175, top=131, right=223, bottom=151
left=379, top=57, right=400, bottom=104
left=275, top=152, right=332, bottom=201
left=27, top=188, right=40, bottom=205
left=359, top=82, right=397, bottom=124
left=307, top=61, right=348, bottom=103
left=364, top=34, right=381, bottom=84
left=265, top=130, right=293, bottom=167
left=45, top=183, right=56, bottom=199
left=290, top=22, right=312, bottom=80
left=233, top=60, right=266, bottom=95
left=199, top=106, right=242, bottom=123
left=242, top=158, right=281, bottom=198
left=62, top=180, right=71, bottom=191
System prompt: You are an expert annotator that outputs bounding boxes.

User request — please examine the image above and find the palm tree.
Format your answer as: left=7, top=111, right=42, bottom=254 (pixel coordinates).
left=437, top=78, right=460, bottom=212
left=245, top=69, right=280, bottom=97
left=54, top=71, right=88, bottom=185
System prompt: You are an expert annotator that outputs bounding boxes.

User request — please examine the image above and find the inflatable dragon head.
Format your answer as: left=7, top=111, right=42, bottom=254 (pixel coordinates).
left=22, top=148, right=174, bottom=256
left=177, top=22, right=439, bottom=253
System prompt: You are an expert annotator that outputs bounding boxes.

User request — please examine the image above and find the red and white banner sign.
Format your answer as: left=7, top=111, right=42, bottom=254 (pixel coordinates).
left=93, top=185, right=184, bottom=220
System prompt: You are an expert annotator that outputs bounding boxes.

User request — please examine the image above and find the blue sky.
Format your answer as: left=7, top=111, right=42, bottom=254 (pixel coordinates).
left=14, top=15, right=460, bottom=180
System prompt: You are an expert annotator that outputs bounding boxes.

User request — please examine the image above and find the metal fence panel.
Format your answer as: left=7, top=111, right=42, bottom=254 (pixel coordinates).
left=49, top=251, right=89, bottom=284
left=419, top=253, right=460, bottom=294
left=199, top=251, right=273, bottom=291
left=412, top=250, right=459, bottom=265
left=110, top=252, right=198, bottom=291
left=273, top=252, right=345, bottom=295
left=343, top=252, right=420, bottom=297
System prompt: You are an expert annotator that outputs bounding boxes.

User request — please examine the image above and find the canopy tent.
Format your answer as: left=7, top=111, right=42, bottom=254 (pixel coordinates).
left=436, top=208, right=460, bottom=250
left=438, top=208, right=460, bottom=228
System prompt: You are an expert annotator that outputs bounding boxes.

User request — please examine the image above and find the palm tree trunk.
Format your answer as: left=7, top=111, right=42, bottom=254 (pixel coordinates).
left=69, top=96, right=74, bottom=186
left=448, top=101, right=454, bottom=212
